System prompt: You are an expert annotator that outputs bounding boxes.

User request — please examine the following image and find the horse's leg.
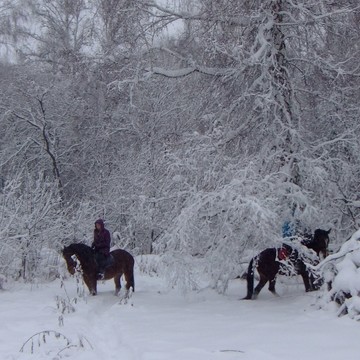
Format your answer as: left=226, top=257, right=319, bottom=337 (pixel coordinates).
left=296, top=260, right=313, bottom=292
left=84, top=274, right=97, bottom=296
left=299, top=265, right=313, bottom=292
left=92, top=282, right=97, bottom=296
left=268, top=277, right=279, bottom=297
left=244, top=258, right=255, bottom=299
left=114, top=274, right=122, bottom=296
left=320, top=249, right=327, bottom=260
left=124, top=265, right=135, bottom=292
left=253, top=273, right=268, bottom=299
left=301, top=272, right=312, bottom=292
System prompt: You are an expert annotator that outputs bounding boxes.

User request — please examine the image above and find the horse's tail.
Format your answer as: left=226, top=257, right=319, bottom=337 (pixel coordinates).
left=127, top=257, right=135, bottom=292
left=129, top=269, right=135, bottom=292
left=243, top=258, right=255, bottom=300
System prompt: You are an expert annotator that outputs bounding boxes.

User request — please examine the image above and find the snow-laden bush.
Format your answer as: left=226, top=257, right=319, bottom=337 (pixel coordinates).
left=319, top=229, right=360, bottom=319
left=153, top=172, right=283, bottom=293
left=153, top=160, right=333, bottom=294
left=136, top=253, right=205, bottom=294
left=136, top=254, right=162, bottom=277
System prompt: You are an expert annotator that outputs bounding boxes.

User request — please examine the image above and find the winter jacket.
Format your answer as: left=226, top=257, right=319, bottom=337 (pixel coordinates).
left=282, top=219, right=310, bottom=239
left=92, top=219, right=111, bottom=256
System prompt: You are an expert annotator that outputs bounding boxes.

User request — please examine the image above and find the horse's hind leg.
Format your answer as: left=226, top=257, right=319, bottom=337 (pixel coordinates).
left=124, top=264, right=135, bottom=292
left=114, top=274, right=121, bottom=296
left=124, top=271, right=135, bottom=292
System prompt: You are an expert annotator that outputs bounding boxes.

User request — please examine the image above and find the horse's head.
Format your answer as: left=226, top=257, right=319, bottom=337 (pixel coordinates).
left=62, top=243, right=96, bottom=276
left=62, top=246, right=78, bottom=275
left=313, top=228, right=331, bottom=258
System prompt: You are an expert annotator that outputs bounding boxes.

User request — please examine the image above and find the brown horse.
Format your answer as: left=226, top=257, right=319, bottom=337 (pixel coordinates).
left=244, top=228, right=331, bottom=300
left=62, top=243, right=135, bottom=296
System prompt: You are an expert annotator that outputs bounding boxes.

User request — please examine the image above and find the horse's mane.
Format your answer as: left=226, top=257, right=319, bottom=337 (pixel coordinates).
left=301, top=229, right=323, bottom=244
left=64, top=243, right=93, bottom=257
left=314, top=228, right=327, bottom=238
left=309, top=229, right=328, bottom=244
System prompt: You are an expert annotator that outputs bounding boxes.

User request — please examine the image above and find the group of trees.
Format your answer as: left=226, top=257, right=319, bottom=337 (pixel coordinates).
left=0, top=0, right=359, bottom=290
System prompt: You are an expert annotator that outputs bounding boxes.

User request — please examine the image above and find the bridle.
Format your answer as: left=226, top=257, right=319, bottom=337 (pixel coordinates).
left=63, top=251, right=78, bottom=274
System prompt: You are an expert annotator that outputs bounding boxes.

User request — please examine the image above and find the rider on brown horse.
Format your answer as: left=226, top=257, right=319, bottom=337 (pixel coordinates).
left=92, top=219, right=111, bottom=279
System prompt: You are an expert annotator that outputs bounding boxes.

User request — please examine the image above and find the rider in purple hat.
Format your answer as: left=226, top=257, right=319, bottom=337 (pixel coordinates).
left=92, top=219, right=111, bottom=279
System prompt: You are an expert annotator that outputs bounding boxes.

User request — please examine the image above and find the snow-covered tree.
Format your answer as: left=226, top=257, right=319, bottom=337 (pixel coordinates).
left=0, top=0, right=359, bottom=289
left=17, top=0, right=94, bottom=74
left=318, top=229, right=360, bottom=320
left=137, top=0, right=359, bottom=290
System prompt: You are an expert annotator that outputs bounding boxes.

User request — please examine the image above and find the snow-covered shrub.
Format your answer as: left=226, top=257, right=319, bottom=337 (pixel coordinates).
left=136, top=254, right=162, bottom=277
left=152, top=155, right=335, bottom=294
left=160, top=252, right=202, bottom=294
left=137, top=253, right=207, bottom=294
left=319, top=229, right=360, bottom=319
left=0, top=274, right=6, bottom=290
left=153, top=174, right=282, bottom=293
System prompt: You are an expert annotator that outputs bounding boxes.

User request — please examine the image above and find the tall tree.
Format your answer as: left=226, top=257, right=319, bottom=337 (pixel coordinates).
left=16, top=0, right=93, bottom=73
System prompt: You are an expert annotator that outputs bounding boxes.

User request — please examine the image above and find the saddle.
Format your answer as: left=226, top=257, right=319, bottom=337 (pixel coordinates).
left=95, top=253, right=114, bottom=272
left=278, top=243, right=293, bottom=261
left=95, top=254, right=114, bottom=280
left=278, top=247, right=290, bottom=261
left=100, top=254, right=114, bottom=269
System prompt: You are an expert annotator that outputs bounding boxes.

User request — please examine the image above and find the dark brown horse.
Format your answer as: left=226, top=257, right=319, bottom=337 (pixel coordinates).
left=244, top=229, right=331, bottom=300
left=301, top=228, right=331, bottom=259
left=62, top=243, right=135, bottom=296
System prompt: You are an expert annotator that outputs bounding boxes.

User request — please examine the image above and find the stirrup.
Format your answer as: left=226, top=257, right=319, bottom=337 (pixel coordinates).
left=97, top=272, right=104, bottom=280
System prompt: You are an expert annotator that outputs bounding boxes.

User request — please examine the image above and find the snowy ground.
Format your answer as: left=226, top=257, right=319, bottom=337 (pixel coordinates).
left=1, top=262, right=360, bottom=360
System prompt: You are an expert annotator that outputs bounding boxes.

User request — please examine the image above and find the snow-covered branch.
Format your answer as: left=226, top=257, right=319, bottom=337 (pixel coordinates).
left=146, top=66, right=235, bottom=78
left=143, top=1, right=252, bottom=27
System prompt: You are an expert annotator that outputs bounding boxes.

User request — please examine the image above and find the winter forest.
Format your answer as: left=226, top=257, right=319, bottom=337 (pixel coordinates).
left=0, top=0, right=360, bottom=311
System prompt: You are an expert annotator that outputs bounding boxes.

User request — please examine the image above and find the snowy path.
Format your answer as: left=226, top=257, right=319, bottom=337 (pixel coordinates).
left=1, top=272, right=360, bottom=360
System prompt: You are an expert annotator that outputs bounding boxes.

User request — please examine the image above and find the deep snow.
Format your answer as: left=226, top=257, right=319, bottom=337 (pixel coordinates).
left=1, top=258, right=360, bottom=360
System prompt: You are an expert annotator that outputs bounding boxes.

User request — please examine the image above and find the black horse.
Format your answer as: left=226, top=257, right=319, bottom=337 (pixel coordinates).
left=301, top=228, right=331, bottom=259
left=244, top=229, right=331, bottom=300
left=62, top=243, right=135, bottom=296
